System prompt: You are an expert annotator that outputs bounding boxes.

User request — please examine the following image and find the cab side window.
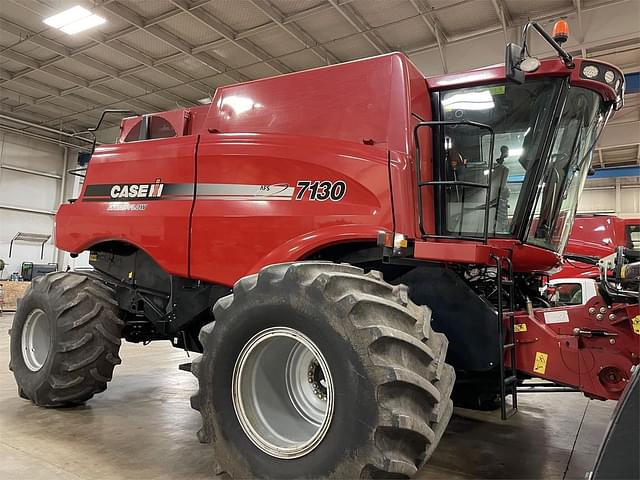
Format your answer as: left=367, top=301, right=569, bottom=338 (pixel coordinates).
left=123, top=120, right=143, bottom=142
left=556, top=283, right=583, bottom=306
left=149, top=117, right=176, bottom=140
left=123, top=116, right=177, bottom=142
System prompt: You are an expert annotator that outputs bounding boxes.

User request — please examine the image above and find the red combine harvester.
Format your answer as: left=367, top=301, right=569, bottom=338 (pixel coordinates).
left=9, top=21, right=639, bottom=479
left=554, top=214, right=640, bottom=278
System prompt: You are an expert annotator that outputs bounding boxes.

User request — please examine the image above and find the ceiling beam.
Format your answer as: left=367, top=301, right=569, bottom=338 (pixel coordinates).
left=5, top=0, right=341, bottom=84
left=0, top=13, right=196, bottom=111
left=491, top=0, right=512, bottom=42
left=42, top=0, right=639, bottom=128
left=97, top=1, right=249, bottom=83
left=328, top=0, right=391, bottom=54
left=405, top=0, right=633, bottom=61
left=1, top=51, right=159, bottom=116
left=168, top=0, right=291, bottom=75
left=409, top=0, right=448, bottom=73
left=248, top=0, right=340, bottom=64
left=0, top=2, right=212, bottom=97
left=4, top=0, right=633, bottom=130
left=1, top=0, right=470, bottom=98
left=598, top=148, right=605, bottom=168
left=573, top=0, right=584, bottom=43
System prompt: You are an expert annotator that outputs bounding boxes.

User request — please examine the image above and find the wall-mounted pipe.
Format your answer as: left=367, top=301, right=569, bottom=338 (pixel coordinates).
left=0, top=113, right=94, bottom=144
left=0, top=203, right=55, bottom=215
left=0, top=124, right=90, bottom=151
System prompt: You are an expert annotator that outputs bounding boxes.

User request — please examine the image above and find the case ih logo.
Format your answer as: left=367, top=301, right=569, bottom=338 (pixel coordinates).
left=110, top=179, right=164, bottom=199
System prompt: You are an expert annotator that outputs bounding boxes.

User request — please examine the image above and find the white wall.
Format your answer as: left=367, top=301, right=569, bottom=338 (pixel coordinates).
left=0, top=132, right=79, bottom=278
left=578, top=181, right=640, bottom=217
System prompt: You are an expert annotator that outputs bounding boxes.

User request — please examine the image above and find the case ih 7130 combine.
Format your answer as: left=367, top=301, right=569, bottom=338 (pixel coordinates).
left=9, top=21, right=639, bottom=479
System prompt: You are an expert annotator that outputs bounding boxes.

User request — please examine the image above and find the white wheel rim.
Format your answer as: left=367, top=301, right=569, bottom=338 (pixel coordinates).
left=21, top=308, right=51, bottom=372
left=232, top=327, right=335, bottom=459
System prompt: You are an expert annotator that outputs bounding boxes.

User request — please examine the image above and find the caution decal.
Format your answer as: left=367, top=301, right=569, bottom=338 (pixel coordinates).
left=533, top=352, right=548, bottom=375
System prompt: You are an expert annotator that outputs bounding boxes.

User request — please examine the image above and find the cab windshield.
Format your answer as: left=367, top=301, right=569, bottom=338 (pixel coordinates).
left=526, top=87, right=609, bottom=252
left=437, top=79, right=610, bottom=253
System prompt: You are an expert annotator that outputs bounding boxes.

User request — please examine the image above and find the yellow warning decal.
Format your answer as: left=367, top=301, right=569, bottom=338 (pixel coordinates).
left=632, top=315, right=640, bottom=335
left=514, top=323, right=527, bottom=333
left=533, top=352, right=548, bottom=375
left=89, top=252, right=98, bottom=262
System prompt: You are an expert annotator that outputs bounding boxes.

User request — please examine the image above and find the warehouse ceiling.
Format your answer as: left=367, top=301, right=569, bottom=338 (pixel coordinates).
left=0, top=0, right=638, bottom=170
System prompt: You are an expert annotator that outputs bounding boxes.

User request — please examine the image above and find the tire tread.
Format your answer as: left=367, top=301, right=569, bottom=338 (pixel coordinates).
left=194, top=262, right=454, bottom=479
left=10, top=272, right=124, bottom=407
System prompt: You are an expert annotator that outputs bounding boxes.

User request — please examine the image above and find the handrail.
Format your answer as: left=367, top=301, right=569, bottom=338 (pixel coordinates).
left=68, top=167, right=87, bottom=178
left=413, top=120, right=495, bottom=244
left=73, top=109, right=137, bottom=155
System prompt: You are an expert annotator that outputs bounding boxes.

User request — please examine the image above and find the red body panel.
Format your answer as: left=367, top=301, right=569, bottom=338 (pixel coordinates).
left=190, top=134, right=391, bottom=285
left=57, top=53, right=421, bottom=285
left=413, top=241, right=510, bottom=265
left=553, top=215, right=640, bottom=279
left=427, top=58, right=621, bottom=103
left=512, top=299, right=639, bottom=400
left=57, top=136, right=197, bottom=277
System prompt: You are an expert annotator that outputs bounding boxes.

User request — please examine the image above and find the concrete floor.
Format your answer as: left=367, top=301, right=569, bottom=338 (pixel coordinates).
left=0, top=313, right=614, bottom=480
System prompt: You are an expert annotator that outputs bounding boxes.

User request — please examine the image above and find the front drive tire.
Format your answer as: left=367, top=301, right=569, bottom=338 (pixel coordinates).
left=9, top=272, right=124, bottom=406
left=191, top=262, right=455, bottom=479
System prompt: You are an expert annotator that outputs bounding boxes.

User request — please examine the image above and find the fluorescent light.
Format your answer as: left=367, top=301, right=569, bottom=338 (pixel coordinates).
left=61, top=14, right=106, bottom=34
left=198, top=97, right=212, bottom=105
left=43, top=6, right=89, bottom=28
left=43, top=6, right=106, bottom=35
left=443, top=90, right=495, bottom=111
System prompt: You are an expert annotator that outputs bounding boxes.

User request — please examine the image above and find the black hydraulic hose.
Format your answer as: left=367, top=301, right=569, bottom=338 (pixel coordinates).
left=563, top=253, right=600, bottom=265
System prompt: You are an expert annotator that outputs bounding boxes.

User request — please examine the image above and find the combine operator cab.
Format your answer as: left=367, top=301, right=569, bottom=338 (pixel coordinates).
left=382, top=21, right=632, bottom=418
left=408, top=22, right=623, bottom=259
left=425, top=77, right=608, bottom=248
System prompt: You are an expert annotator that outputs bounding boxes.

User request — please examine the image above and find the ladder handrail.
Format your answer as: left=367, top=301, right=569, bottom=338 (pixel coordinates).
left=413, top=120, right=496, bottom=243
left=491, top=253, right=518, bottom=420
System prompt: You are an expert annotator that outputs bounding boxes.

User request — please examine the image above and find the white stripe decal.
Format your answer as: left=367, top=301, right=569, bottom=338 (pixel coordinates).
left=196, top=196, right=292, bottom=201
left=196, top=183, right=294, bottom=198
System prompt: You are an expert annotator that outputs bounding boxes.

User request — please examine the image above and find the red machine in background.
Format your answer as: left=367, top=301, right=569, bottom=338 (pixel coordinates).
left=554, top=214, right=640, bottom=279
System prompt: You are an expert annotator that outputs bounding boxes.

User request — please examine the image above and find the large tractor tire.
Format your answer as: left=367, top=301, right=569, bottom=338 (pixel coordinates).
left=191, top=262, right=454, bottom=479
left=9, top=272, right=123, bottom=406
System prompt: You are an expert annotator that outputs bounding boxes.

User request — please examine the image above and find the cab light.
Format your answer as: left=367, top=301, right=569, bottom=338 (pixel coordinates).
left=604, top=70, right=615, bottom=84
left=552, top=19, right=569, bottom=44
left=583, top=65, right=599, bottom=78
left=378, top=232, right=408, bottom=249
left=520, top=56, right=541, bottom=73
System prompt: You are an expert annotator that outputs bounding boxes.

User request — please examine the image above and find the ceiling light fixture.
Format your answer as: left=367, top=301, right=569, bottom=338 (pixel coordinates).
left=43, top=6, right=106, bottom=35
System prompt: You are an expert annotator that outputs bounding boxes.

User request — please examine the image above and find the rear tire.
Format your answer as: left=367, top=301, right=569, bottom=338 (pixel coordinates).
left=9, top=272, right=124, bottom=406
left=191, top=262, right=454, bottom=479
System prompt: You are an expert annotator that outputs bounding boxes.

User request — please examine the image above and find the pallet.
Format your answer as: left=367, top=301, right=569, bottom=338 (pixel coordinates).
left=0, top=281, right=30, bottom=314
